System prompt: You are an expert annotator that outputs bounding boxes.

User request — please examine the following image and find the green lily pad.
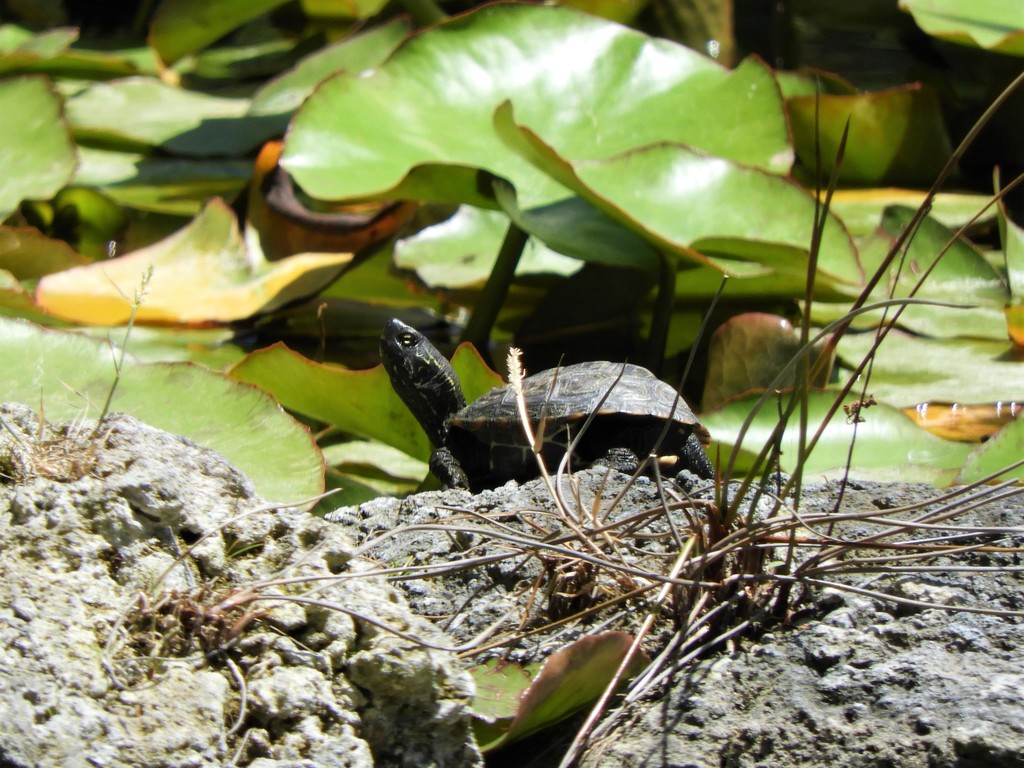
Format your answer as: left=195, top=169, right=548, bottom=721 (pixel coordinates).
left=187, top=34, right=314, bottom=81
left=998, top=181, right=1024, bottom=298
left=496, top=105, right=861, bottom=291
left=473, top=631, right=649, bottom=751
left=472, top=658, right=533, bottom=727
left=899, top=0, right=1024, bottom=56
left=0, top=24, right=144, bottom=78
left=249, top=19, right=409, bottom=119
left=0, top=226, right=89, bottom=277
left=320, top=440, right=427, bottom=506
left=230, top=343, right=430, bottom=461
left=827, top=188, right=997, bottom=237
left=491, top=178, right=662, bottom=274
left=282, top=3, right=792, bottom=209
left=73, top=325, right=244, bottom=369
left=865, top=207, right=1007, bottom=328
left=812, top=207, right=1009, bottom=338
left=394, top=206, right=582, bottom=289
left=957, top=417, right=1024, bottom=484
left=150, top=0, right=291, bottom=65
left=0, top=76, right=77, bottom=220
left=787, top=83, right=952, bottom=186
left=74, top=147, right=250, bottom=215
left=836, top=330, right=1024, bottom=406
left=229, top=341, right=504, bottom=466
left=323, top=439, right=428, bottom=482
left=0, top=317, right=323, bottom=504
left=0, top=24, right=77, bottom=57
left=703, top=389, right=973, bottom=485
left=65, top=77, right=277, bottom=157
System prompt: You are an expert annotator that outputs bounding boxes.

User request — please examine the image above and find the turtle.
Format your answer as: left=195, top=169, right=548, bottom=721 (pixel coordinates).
left=380, top=318, right=714, bottom=490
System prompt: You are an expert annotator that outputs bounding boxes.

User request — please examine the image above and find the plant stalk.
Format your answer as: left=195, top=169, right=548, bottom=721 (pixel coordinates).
left=644, top=253, right=675, bottom=373
left=461, top=220, right=529, bottom=356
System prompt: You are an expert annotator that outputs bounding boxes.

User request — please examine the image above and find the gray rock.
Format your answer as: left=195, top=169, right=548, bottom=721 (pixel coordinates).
left=0, top=404, right=481, bottom=768
left=331, top=471, right=1024, bottom=768
left=576, top=480, right=1024, bottom=768
left=578, top=603, right=1024, bottom=768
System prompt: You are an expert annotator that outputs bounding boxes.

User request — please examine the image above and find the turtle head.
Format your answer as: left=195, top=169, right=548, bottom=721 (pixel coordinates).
left=380, top=319, right=467, bottom=447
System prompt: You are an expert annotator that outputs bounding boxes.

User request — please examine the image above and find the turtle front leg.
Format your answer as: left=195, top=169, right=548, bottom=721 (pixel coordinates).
left=682, top=432, right=715, bottom=479
left=429, top=447, right=471, bottom=490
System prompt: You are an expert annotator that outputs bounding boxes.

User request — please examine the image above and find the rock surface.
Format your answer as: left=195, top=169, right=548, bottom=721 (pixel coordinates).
left=573, top=480, right=1024, bottom=768
left=330, top=474, right=1024, bottom=768
left=581, top=594, right=1024, bottom=767
left=0, top=403, right=480, bottom=768
left=4, top=399, right=1021, bottom=768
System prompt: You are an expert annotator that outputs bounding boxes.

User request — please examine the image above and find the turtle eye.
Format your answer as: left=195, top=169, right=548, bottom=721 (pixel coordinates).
left=399, top=332, right=416, bottom=347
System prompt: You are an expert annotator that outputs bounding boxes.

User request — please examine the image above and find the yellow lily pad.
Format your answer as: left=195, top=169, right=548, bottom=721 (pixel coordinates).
left=36, top=198, right=352, bottom=324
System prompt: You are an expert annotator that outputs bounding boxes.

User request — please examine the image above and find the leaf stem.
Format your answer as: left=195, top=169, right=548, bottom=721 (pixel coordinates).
left=461, top=219, right=529, bottom=357
left=644, top=253, right=674, bottom=373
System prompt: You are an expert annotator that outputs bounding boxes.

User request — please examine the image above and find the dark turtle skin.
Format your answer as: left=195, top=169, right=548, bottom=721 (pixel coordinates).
left=381, top=319, right=714, bottom=490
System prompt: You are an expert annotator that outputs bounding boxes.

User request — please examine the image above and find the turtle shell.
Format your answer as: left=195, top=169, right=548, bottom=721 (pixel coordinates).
left=446, top=361, right=710, bottom=482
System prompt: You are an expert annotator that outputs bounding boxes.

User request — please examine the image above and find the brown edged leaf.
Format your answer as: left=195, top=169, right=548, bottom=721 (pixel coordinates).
left=36, top=198, right=351, bottom=324
left=702, top=312, right=834, bottom=409
left=248, top=141, right=417, bottom=261
left=472, top=631, right=649, bottom=751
